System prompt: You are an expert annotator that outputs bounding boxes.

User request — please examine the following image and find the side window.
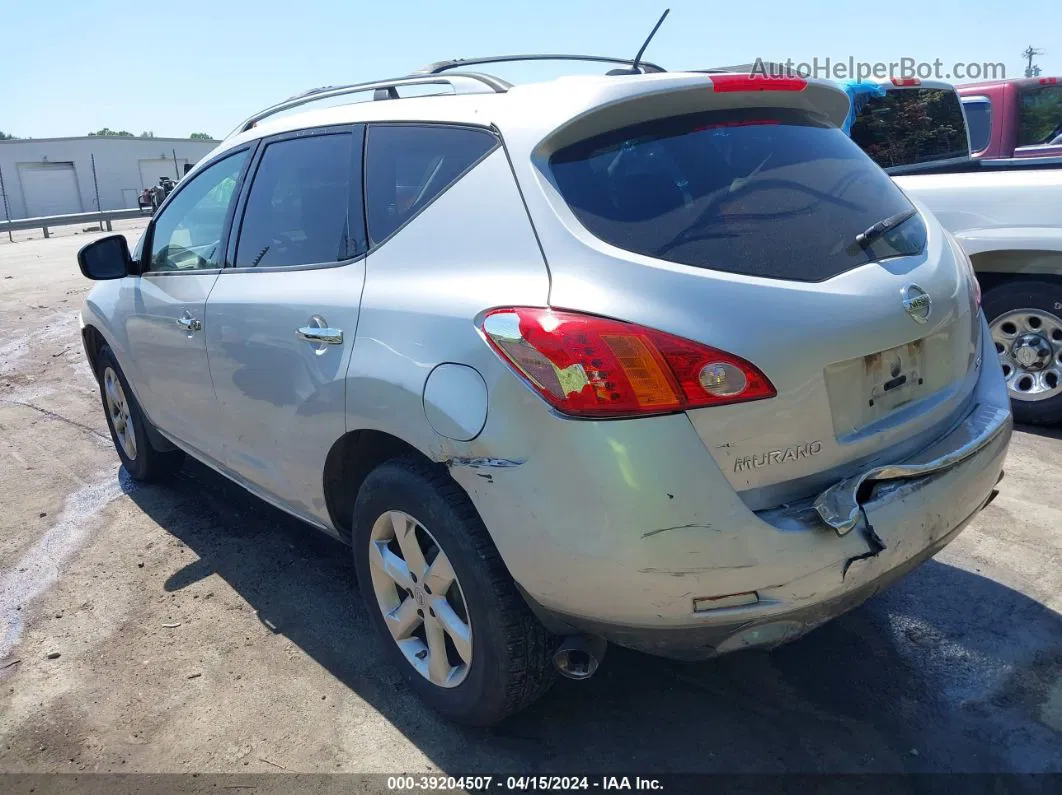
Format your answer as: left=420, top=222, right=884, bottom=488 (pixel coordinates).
left=148, top=150, right=248, bottom=272
left=365, top=125, right=498, bottom=244
left=962, top=99, right=992, bottom=153
left=235, top=132, right=363, bottom=268
left=1018, top=85, right=1062, bottom=147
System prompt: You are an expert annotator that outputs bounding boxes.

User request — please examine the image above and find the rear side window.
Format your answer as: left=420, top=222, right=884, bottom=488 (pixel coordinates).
left=235, top=131, right=365, bottom=268
left=851, top=88, right=969, bottom=166
left=365, top=125, right=497, bottom=244
left=963, top=98, right=992, bottom=153
left=1018, top=84, right=1062, bottom=147
left=549, top=107, right=926, bottom=283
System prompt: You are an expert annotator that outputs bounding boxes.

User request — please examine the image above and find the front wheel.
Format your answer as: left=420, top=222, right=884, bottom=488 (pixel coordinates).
left=352, top=457, right=556, bottom=725
left=96, top=345, right=185, bottom=481
left=983, top=278, right=1062, bottom=426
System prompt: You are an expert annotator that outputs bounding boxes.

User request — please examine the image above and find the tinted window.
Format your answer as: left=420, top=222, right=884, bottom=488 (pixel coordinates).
left=365, top=125, right=497, bottom=244
left=235, top=132, right=364, bottom=267
left=963, top=98, right=992, bottom=153
left=851, top=88, right=969, bottom=167
left=1018, top=85, right=1062, bottom=147
left=549, top=107, right=926, bottom=283
left=148, top=150, right=248, bottom=272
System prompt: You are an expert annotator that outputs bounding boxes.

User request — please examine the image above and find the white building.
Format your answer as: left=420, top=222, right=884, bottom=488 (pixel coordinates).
left=0, top=136, right=220, bottom=220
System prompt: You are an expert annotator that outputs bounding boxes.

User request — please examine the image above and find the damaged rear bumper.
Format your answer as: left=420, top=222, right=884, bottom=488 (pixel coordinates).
left=814, top=402, right=1012, bottom=535
left=524, top=418, right=1008, bottom=659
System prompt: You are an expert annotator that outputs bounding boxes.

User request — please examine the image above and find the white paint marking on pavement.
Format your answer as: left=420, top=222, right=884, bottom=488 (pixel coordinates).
left=0, top=470, right=135, bottom=660
left=0, top=312, right=76, bottom=377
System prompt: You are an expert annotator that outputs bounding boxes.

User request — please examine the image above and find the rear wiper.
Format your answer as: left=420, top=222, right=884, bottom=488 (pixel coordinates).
left=854, top=208, right=917, bottom=250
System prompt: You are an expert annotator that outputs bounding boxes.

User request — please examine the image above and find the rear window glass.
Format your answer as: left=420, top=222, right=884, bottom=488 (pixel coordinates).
left=1018, top=84, right=1062, bottom=147
left=963, top=98, right=992, bottom=153
left=365, top=125, right=498, bottom=244
left=549, top=107, right=926, bottom=283
left=851, top=87, right=969, bottom=167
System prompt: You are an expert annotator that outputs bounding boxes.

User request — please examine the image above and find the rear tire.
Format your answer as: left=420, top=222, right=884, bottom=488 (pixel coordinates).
left=95, top=345, right=185, bottom=482
left=983, top=278, right=1062, bottom=426
left=352, top=456, right=556, bottom=725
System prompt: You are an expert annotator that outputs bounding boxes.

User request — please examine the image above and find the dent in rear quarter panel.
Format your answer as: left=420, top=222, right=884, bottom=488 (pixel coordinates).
left=343, top=147, right=551, bottom=461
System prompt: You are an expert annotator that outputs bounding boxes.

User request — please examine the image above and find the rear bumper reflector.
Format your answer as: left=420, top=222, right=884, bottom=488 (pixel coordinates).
left=693, top=592, right=760, bottom=612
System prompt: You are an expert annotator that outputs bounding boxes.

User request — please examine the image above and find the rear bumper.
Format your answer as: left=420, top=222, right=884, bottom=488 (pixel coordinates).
left=521, top=498, right=985, bottom=659
left=451, top=318, right=1012, bottom=658
left=524, top=428, right=1006, bottom=659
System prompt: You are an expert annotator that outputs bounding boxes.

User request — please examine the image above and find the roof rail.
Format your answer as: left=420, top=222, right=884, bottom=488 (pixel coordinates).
left=228, top=72, right=511, bottom=138
left=415, top=54, right=666, bottom=76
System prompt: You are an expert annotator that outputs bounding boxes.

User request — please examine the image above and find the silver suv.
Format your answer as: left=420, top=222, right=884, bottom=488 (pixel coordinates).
left=77, top=58, right=1012, bottom=725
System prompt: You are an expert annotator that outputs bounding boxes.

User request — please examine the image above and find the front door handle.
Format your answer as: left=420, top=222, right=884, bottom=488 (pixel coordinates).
left=296, top=326, right=343, bottom=345
left=176, top=312, right=202, bottom=332
left=295, top=322, right=344, bottom=343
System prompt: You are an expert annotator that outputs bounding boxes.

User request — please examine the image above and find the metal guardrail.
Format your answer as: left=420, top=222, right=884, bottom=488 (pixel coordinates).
left=0, top=207, right=148, bottom=239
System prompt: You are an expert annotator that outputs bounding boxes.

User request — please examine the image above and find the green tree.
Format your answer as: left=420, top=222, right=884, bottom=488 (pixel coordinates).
left=189, top=132, right=214, bottom=140
left=139, top=131, right=156, bottom=138
left=0, top=130, right=17, bottom=140
left=88, top=128, right=134, bottom=137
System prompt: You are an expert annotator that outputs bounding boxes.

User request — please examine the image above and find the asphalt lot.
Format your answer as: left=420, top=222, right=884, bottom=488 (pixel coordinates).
left=1, top=222, right=1061, bottom=775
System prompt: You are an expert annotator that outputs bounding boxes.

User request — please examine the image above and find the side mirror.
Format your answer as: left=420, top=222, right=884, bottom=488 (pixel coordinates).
left=77, top=235, right=135, bottom=280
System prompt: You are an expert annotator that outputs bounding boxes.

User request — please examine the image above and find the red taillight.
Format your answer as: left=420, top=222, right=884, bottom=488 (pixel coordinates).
left=479, top=308, right=776, bottom=418
left=1040, top=77, right=1058, bottom=85
left=709, top=73, right=807, bottom=93
left=891, top=77, right=922, bottom=87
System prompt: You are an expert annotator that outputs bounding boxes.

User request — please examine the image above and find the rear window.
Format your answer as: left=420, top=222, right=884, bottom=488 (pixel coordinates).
left=851, top=87, right=969, bottom=167
left=963, top=98, right=992, bottom=153
left=365, top=125, right=498, bottom=244
left=1018, top=84, right=1062, bottom=147
left=549, top=107, right=926, bottom=283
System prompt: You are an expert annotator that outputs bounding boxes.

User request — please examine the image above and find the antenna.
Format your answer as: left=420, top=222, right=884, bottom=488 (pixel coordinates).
left=630, top=9, right=670, bottom=74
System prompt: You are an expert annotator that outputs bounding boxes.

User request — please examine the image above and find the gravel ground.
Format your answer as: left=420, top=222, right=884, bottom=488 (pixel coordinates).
left=1, top=225, right=1060, bottom=776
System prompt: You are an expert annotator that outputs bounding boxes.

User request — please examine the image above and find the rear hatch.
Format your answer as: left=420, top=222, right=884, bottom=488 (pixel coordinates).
left=526, top=75, right=982, bottom=509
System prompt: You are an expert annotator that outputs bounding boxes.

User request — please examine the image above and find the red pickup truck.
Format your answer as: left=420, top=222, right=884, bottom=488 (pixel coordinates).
left=958, top=76, right=1062, bottom=159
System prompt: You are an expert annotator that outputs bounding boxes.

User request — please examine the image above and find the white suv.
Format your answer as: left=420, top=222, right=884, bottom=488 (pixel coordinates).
left=77, top=58, right=1011, bottom=724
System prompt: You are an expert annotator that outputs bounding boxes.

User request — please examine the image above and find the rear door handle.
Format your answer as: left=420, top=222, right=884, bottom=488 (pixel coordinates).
left=296, top=326, right=343, bottom=345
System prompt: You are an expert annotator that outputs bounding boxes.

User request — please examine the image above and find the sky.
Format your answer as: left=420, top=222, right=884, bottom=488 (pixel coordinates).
left=3, top=0, right=1060, bottom=139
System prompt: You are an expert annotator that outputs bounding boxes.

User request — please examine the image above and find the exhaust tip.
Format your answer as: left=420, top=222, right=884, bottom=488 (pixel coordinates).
left=553, top=634, right=606, bottom=680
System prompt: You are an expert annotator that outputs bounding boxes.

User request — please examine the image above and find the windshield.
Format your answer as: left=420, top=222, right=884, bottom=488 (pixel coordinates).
left=549, top=107, right=926, bottom=283
left=851, top=87, right=969, bottom=167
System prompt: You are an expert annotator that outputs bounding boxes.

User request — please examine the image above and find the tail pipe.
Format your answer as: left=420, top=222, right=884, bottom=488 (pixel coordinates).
left=553, top=634, right=607, bottom=680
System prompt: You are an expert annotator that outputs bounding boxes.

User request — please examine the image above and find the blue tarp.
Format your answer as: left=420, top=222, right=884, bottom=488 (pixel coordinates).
left=838, top=81, right=887, bottom=135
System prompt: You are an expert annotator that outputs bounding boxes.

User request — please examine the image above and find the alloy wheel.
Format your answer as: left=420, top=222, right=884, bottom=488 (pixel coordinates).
left=367, top=510, right=472, bottom=688
left=103, top=367, right=137, bottom=459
